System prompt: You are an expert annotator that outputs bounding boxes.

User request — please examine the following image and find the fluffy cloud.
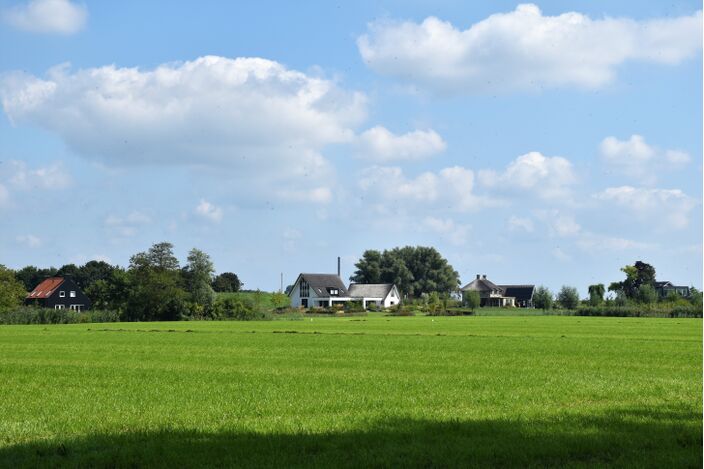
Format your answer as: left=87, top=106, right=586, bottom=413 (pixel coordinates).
left=358, top=4, right=702, bottom=93
left=0, top=56, right=367, bottom=194
left=0, top=160, right=71, bottom=206
left=359, top=165, right=491, bottom=212
left=194, top=199, right=223, bottom=223
left=593, top=186, right=696, bottom=229
left=16, top=234, right=42, bottom=248
left=423, top=216, right=470, bottom=245
left=479, top=152, right=576, bottom=200
left=507, top=216, right=534, bottom=233
left=3, top=0, right=87, bottom=35
left=5, top=160, right=71, bottom=190
left=600, top=135, right=691, bottom=184
left=104, top=211, right=151, bottom=238
left=355, top=126, right=446, bottom=162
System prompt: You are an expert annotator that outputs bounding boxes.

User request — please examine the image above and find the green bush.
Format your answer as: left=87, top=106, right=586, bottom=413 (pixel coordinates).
left=0, top=306, right=120, bottom=325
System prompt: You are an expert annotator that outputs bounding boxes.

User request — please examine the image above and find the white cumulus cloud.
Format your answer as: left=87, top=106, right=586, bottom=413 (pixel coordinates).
left=479, top=151, right=576, bottom=200
left=3, top=0, right=87, bottom=35
left=195, top=199, right=223, bottom=223
left=359, top=165, right=492, bottom=212
left=355, top=126, right=446, bottom=162
left=594, top=186, right=696, bottom=229
left=507, top=216, right=534, bottom=233
left=0, top=56, right=367, bottom=197
left=600, top=134, right=691, bottom=184
left=358, top=4, right=702, bottom=93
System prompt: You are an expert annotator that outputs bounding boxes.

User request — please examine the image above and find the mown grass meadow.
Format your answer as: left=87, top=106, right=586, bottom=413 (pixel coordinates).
left=0, top=315, right=701, bottom=467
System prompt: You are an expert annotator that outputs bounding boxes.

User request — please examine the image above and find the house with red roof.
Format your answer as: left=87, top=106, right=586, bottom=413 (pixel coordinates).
left=25, top=277, right=91, bottom=311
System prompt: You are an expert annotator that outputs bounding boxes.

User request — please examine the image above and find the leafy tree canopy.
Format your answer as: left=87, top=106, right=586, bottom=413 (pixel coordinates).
left=0, top=265, right=27, bottom=310
left=351, top=246, right=459, bottom=297
left=213, top=272, right=242, bottom=293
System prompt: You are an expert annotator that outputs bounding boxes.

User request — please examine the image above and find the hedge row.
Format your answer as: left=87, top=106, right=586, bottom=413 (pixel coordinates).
left=0, top=306, right=120, bottom=325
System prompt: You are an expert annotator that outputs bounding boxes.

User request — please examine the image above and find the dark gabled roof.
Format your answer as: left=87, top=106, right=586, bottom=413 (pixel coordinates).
left=499, top=285, right=535, bottom=301
left=653, top=281, right=674, bottom=288
left=348, top=283, right=395, bottom=299
left=26, top=277, right=65, bottom=299
left=293, top=273, right=348, bottom=298
left=461, top=277, right=502, bottom=292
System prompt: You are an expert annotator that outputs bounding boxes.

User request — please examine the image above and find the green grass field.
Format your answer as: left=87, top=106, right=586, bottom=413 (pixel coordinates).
left=0, top=315, right=701, bottom=467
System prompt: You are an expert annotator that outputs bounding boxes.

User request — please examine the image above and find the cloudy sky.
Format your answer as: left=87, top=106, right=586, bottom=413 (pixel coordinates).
left=0, top=0, right=701, bottom=294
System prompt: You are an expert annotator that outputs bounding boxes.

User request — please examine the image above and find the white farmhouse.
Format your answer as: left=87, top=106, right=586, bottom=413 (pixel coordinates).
left=288, top=273, right=351, bottom=308
left=288, top=273, right=401, bottom=309
left=347, top=283, right=401, bottom=308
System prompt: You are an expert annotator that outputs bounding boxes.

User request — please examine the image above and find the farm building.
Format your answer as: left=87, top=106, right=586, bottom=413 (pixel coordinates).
left=25, top=277, right=91, bottom=311
left=652, top=281, right=691, bottom=299
left=461, top=274, right=535, bottom=307
left=347, top=283, right=401, bottom=308
left=288, top=273, right=400, bottom=309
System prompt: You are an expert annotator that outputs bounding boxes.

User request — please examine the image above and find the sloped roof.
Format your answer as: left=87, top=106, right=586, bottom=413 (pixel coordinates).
left=461, top=277, right=502, bottom=292
left=297, top=273, right=348, bottom=298
left=500, top=285, right=535, bottom=301
left=26, top=277, right=65, bottom=299
left=653, top=281, right=674, bottom=288
left=348, top=283, right=394, bottom=299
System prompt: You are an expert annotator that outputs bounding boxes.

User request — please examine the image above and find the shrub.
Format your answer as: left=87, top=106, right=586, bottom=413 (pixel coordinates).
left=0, top=306, right=120, bottom=325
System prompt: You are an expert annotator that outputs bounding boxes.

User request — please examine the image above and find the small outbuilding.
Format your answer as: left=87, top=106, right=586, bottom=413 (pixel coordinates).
left=25, top=277, right=91, bottom=311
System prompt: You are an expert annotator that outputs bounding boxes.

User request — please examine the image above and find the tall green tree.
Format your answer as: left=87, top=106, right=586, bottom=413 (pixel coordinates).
left=350, top=250, right=383, bottom=284
left=125, top=242, right=187, bottom=321
left=464, top=290, right=481, bottom=312
left=557, top=286, right=580, bottom=310
left=212, top=272, right=242, bottom=292
left=637, top=284, right=658, bottom=304
left=183, top=248, right=216, bottom=312
left=351, top=246, right=459, bottom=298
left=612, top=261, right=656, bottom=299
left=533, top=286, right=553, bottom=311
left=588, top=283, right=605, bottom=306
left=0, top=265, right=26, bottom=310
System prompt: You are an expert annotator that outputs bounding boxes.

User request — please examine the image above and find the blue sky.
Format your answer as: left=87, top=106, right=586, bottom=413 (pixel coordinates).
left=0, top=0, right=701, bottom=295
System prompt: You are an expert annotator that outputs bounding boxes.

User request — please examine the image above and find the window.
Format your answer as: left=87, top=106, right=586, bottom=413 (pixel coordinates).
left=328, top=288, right=339, bottom=296
left=70, top=305, right=83, bottom=312
left=54, top=304, right=65, bottom=310
left=59, top=291, right=66, bottom=297
left=300, top=281, right=309, bottom=297
left=70, top=291, right=76, bottom=298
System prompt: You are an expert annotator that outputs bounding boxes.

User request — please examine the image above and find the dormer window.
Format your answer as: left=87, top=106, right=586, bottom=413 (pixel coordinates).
left=59, top=291, right=66, bottom=297
left=328, top=288, right=339, bottom=296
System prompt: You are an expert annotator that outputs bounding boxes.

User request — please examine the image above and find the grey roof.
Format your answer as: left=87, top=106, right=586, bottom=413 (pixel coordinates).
left=499, top=285, right=535, bottom=302
left=461, top=277, right=503, bottom=293
left=348, top=283, right=394, bottom=299
left=294, top=273, right=348, bottom=298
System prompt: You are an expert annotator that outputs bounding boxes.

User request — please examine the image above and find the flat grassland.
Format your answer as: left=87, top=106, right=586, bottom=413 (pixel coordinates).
left=0, top=315, right=701, bottom=467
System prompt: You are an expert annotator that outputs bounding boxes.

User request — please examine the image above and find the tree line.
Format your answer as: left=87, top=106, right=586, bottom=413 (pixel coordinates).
left=0, top=242, right=248, bottom=321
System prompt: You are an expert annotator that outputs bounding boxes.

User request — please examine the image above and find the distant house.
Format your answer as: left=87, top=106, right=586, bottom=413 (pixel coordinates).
left=288, top=273, right=400, bottom=309
left=652, top=281, right=690, bottom=299
left=348, top=283, right=401, bottom=308
left=25, top=277, right=91, bottom=311
left=461, top=274, right=535, bottom=307
left=500, top=285, right=535, bottom=308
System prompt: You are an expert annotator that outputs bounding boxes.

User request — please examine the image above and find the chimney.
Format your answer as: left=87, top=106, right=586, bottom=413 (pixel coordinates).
left=482, top=274, right=487, bottom=279
left=476, top=274, right=480, bottom=279
left=337, top=257, right=341, bottom=277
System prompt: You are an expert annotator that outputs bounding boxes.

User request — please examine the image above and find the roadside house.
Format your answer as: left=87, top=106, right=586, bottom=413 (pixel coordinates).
left=25, top=277, right=91, bottom=311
